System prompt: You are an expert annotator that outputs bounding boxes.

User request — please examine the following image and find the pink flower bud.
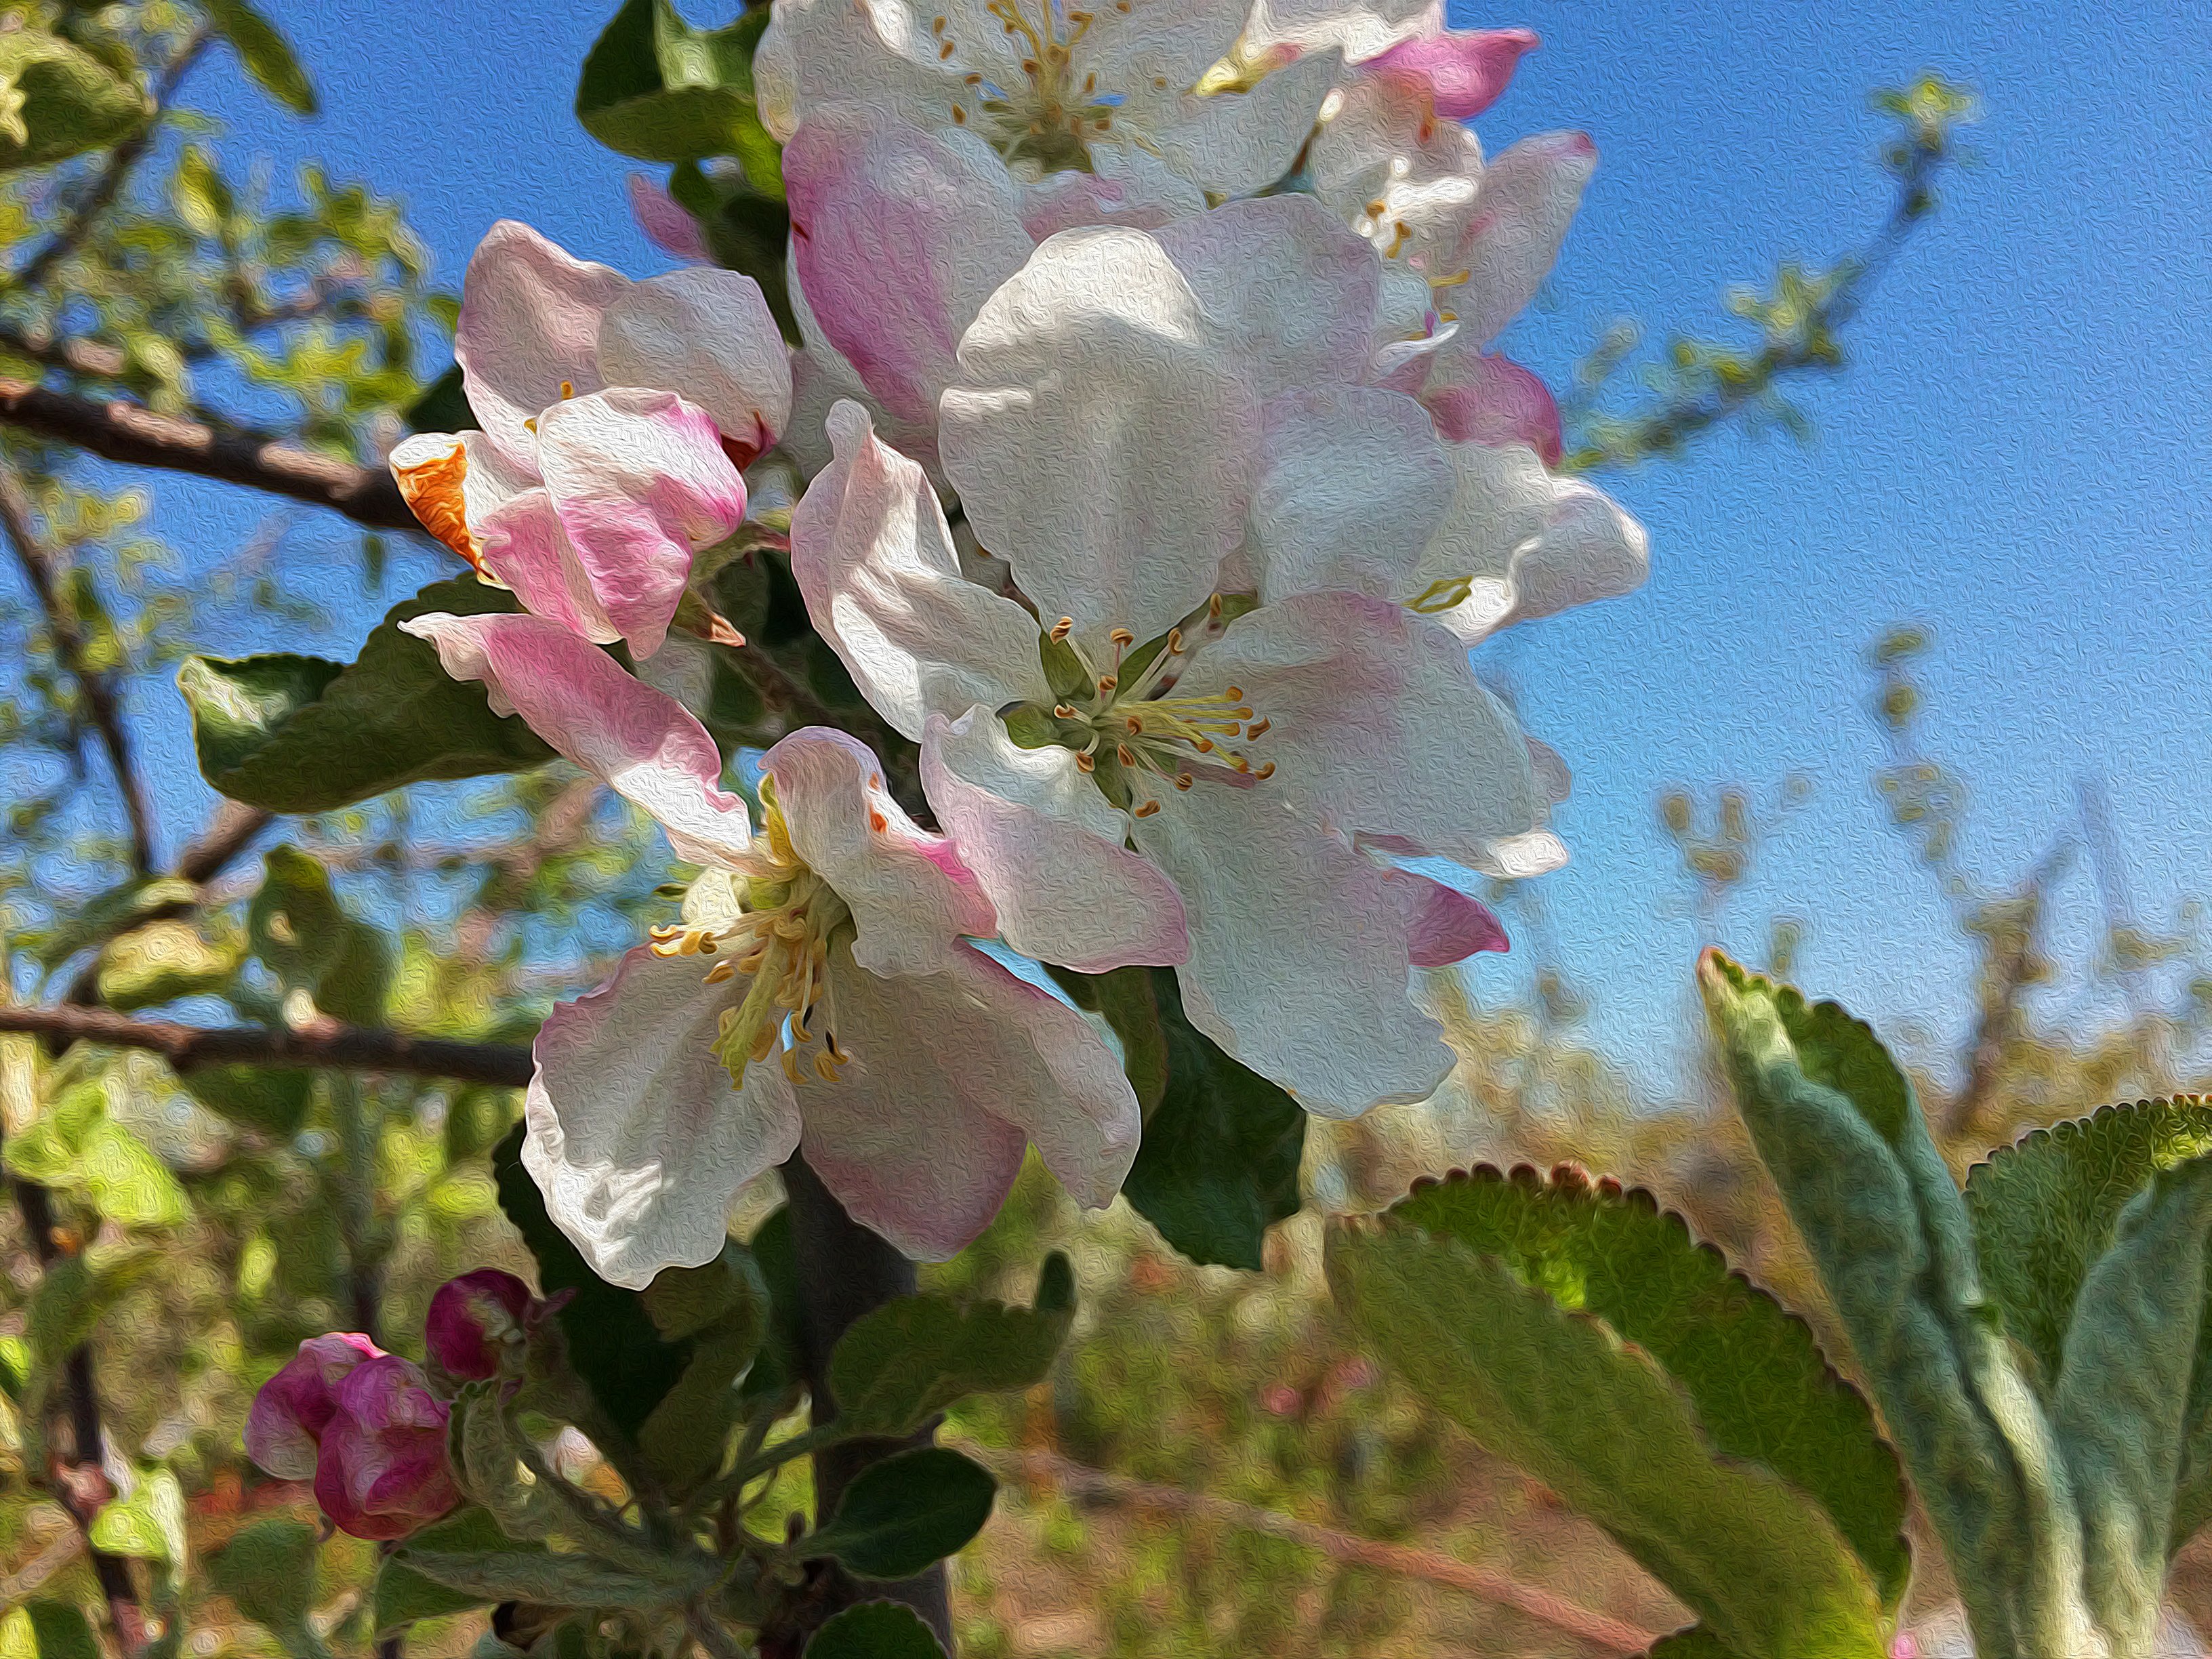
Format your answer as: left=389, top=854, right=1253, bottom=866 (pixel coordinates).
left=312, top=1355, right=462, bottom=1540
left=245, top=1333, right=384, bottom=1481
left=1369, top=26, right=1539, bottom=121
left=426, top=1269, right=535, bottom=1381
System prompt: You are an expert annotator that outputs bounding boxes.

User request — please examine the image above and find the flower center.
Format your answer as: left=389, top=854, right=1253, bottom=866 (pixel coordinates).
left=937, top=0, right=1142, bottom=171
left=1014, top=596, right=1275, bottom=817
left=649, top=783, right=855, bottom=1087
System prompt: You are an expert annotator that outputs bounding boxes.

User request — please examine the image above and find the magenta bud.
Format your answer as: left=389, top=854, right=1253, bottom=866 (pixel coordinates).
left=245, top=1332, right=384, bottom=1481
left=426, top=1269, right=536, bottom=1380
left=312, top=1355, right=462, bottom=1540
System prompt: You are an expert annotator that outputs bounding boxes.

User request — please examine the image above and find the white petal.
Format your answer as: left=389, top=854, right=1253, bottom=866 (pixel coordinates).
left=753, top=0, right=972, bottom=142
left=1463, top=827, right=1569, bottom=879
left=942, top=226, right=1259, bottom=642
left=1176, top=590, right=1539, bottom=864
left=762, top=726, right=996, bottom=976
left=1449, top=131, right=1596, bottom=346
left=598, top=266, right=794, bottom=453
left=1242, top=0, right=1436, bottom=61
left=791, top=401, right=1048, bottom=739
left=922, top=709, right=1189, bottom=972
left=1250, top=385, right=1452, bottom=601
left=1133, top=787, right=1453, bottom=1115
left=1017, top=145, right=1207, bottom=240
left=455, top=221, right=628, bottom=466
left=1138, top=45, right=1343, bottom=198
left=524, top=947, right=800, bottom=1290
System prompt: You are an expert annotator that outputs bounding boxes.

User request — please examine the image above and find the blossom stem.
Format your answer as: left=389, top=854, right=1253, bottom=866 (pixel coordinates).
left=779, top=1151, right=954, bottom=1647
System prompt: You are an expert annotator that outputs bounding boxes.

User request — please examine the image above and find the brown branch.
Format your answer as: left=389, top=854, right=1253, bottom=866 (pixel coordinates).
left=0, top=379, right=417, bottom=529
left=0, top=1004, right=533, bottom=1087
left=985, top=1448, right=1664, bottom=1654
left=0, top=464, right=156, bottom=872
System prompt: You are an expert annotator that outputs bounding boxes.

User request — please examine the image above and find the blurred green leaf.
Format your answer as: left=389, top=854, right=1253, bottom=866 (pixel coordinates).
left=7, top=1084, right=188, bottom=1228
left=1393, top=1166, right=1909, bottom=1604
left=371, top=1508, right=508, bottom=1635
left=186, top=1065, right=312, bottom=1137
left=96, top=918, right=241, bottom=1010
left=576, top=0, right=773, bottom=163
left=209, top=1517, right=323, bottom=1639
left=1050, top=966, right=1167, bottom=1118
left=1120, top=969, right=1303, bottom=1270
left=0, top=1601, right=102, bottom=1659
left=828, top=1252, right=1073, bottom=1437
left=0, top=30, right=150, bottom=172
left=804, top=1447, right=996, bottom=1580
left=249, top=844, right=347, bottom=988
left=803, top=1602, right=949, bottom=1659
left=203, top=0, right=319, bottom=116
left=738, top=1204, right=805, bottom=1407
left=1328, top=1219, right=1888, bottom=1658
left=179, top=577, right=554, bottom=814
left=405, top=363, right=478, bottom=435
left=90, top=1468, right=186, bottom=1563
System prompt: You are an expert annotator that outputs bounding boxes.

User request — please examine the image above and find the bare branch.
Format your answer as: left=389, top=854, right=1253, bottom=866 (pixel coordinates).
left=0, top=464, right=156, bottom=872
left=0, top=377, right=419, bottom=529
left=0, top=1004, right=533, bottom=1087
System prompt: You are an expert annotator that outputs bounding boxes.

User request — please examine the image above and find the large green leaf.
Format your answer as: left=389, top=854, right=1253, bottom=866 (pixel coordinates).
left=803, top=1602, right=949, bottom=1659
left=1328, top=1221, right=1888, bottom=1658
left=1048, top=966, right=1166, bottom=1117
left=179, top=577, right=554, bottom=813
left=827, top=1254, right=1073, bottom=1437
left=575, top=0, right=775, bottom=163
left=1697, top=949, right=2089, bottom=1656
left=209, top=1517, right=322, bottom=1638
left=371, top=1508, right=508, bottom=1635
left=1119, top=968, right=1304, bottom=1270
left=0, top=31, right=149, bottom=172
left=491, top=1122, right=692, bottom=1440
left=803, top=1447, right=996, bottom=1581
left=202, top=0, right=317, bottom=116
left=1965, top=1097, right=2212, bottom=1553
left=1391, top=1165, right=1909, bottom=1604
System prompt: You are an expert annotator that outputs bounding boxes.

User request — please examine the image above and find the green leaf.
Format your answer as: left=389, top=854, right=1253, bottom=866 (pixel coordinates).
left=638, top=1243, right=769, bottom=1491
left=2047, top=1155, right=2212, bottom=1646
left=1696, top=949, right=2087, bottom=1656
left=387, top=1544, right=675, bottom=1610
left=203, top=0, right=317, bottom=115
left=453, top=1380, right=565, bottom=1541
left=248, top=844, right=347, bottom=988
left=739, top=1204, right=806, bottom=1407
left=1391, top=1166, right=1910, bottom=1605
left=827, top=1254, right=1074, bottom=1437
left=575, top=0, right=773, bottom=163
left=209, top=1517, right=321, bottom=1634
left=405, top=363, right=478, bottom=436
left=371, top=1508, right=508, bottom=1636
left=642, top=1241, right=767, bottom=1341
left=89, top=1469, right=186, bottom=1563
left=6, top=1084, right=187, bottom=1228
left=804, top=1602, right=949, bottom=1659
left=1120, top=969, right=1303, bottom=1270
left=1328, top=1221, right=1889, bottom=1658
left=491, top=1122, right=692, bottom=1439
left=804, top=1447, right=997, bottom=1580
left=0, top=1602, right=101, bottom=1659
left=184, top=1066, right=311, bottom=1137
left=33, top=876, right=200, bottom=968
left=0, top=30, right=150, bottom=173
left=179, top=577, right=555, bottom=814
left=96, top=919, right=240, bottom=1010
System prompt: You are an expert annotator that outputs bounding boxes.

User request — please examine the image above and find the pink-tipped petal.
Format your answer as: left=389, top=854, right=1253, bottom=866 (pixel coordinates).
left=398, top=611, right=757, bottom=869
left=1368, top=26, right=1537, bottom=119
left=535, top=388, right=747, bottom=657
left=627, top=173, right=709, bottom=263
left=598, top=268, right=793, bottom=455
left=784, top=112, right=1034, bottom=430
left=761, top=726, right=996, bottom=976
left=1422, top=348, right=1563, bottom=464
left=245, top=1333, right=384, bottom=1481
left=472, top=485, right=621, bottom=644
left=455, top=220, right=628, bottom=465
left=1382, top=869, right=1508, bottom=964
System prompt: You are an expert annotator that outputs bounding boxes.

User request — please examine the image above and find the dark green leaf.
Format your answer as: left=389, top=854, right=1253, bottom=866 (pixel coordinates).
left=1049, top=967, right=1166, bottom=1117
left=492, top=1122, right=691, bottom=1439
left=638, top=1243, right=769, bottom=1490
left=0, top=31, right=149, bottom=172
left=1121, top=969, right=1303, bottom=1270
left=406, top=363, right=478, bottom=435
left=388, top=1545, right=673, bottom=1610
left=209, top=1517, right=321, bottom=1633
left=248, top=844, right=346, bottom=988
left=804, top=1448, right=996, bottom=1580
left=12, top=1601, right=101, bottom=1659
left=827, top=1253, right=1074, bottom=1436
left=186, top=1066, right=312, bottom=1137
left=804, top=1602, right=949, bottom=1659
left=576, top=0, right=773, bottom=163
left=1393, top=1166, right=1909, bottom=1604
left=371, top=1509, right=507, bottom=1635
left=203, top=0, right=317, bottom=115
left=1328, top=1221, right=1888, bottom=1658
left=739, top=1204, right=805, bottom=1407
left=179, top=577, right=555, bottom=814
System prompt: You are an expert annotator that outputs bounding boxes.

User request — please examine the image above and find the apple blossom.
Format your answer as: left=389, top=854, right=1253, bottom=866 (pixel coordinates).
left=426, top=1267, right=537, bottom=1381
left=755, top=0, right=1340, bottom=201
left=312, top=1355, right=463, bottom=1540
left=244, top=1332, right=384, bottom=1481
left=390, top=220, right=789, bottom=656
left=398, top=609, right=1140, bottom=1282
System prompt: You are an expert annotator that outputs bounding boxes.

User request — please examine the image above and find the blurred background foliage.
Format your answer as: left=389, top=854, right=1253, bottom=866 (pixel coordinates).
left=0, top=8, right=2179, bottom=1658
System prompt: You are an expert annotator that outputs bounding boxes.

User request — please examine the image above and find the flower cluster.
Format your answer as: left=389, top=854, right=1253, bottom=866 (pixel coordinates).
left=396, top=0, right=1645, bottom=1292
left=243, top=1271, right=544, bottom=1538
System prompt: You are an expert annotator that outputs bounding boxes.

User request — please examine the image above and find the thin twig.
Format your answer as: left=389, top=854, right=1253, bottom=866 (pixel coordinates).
left=0, top=464, right=156, bottom=872
left=0, top=378, right=417, bottom=529
left=0, top=1004, right=533, bottom=1086
left=983, top=1446, right=1665, bottom=1655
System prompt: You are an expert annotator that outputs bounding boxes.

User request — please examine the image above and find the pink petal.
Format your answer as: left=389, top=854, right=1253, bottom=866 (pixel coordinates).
left=245, top=1333, right=383, bottom=1480
left=314, top=1357, right=459, bottom=1540
left=473, top=485, right=621, bottom=644
left=397, top=611, right=757, bottom=869
left=455, top=220, right=628, bottom=466
left=1382, top=868, right=1508, bottom=964
left=627, top=173, right=708, bottom=263
left=761, top=726, right=996, bottom=976
left=535, top=388, right=747, bottom=657
left=784, top=112, right=1034, bottom=429
left=1368, top=26, right=1538, bottom=119
left=598, top=268, right=794, bottom=457
left=1421, top=346, right=1563, bottom=464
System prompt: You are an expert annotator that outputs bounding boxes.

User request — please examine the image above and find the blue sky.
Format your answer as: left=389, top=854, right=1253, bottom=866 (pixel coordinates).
left=96, top=0, right=2212, bottom=1090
